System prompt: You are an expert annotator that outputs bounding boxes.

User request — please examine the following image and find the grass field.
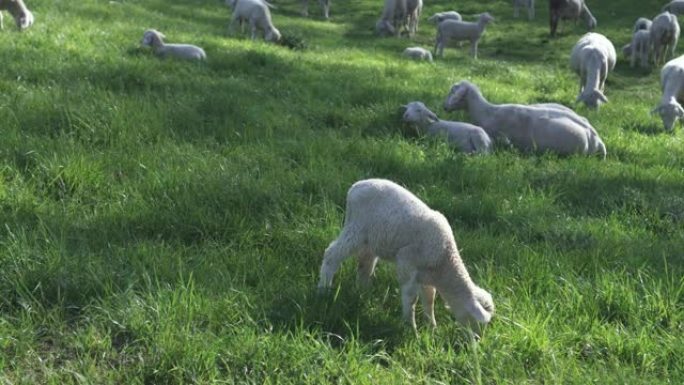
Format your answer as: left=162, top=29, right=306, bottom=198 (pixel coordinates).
left=0, top=0, right=683, bottom=383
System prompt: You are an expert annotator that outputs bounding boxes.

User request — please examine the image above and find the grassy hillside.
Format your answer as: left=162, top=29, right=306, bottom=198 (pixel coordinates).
left=0, top=0, right=683, bottom=383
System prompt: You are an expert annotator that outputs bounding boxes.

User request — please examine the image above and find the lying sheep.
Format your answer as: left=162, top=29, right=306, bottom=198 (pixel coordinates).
left=0, top=0, right=33, bottom=30
left=402, top=101, right=492, bottom=154
left=402, top=47, right=433, bottom=62
left=549, top=0, right=596, bottom=37
left=662, top=0, right=684, bottom=15
left=301, top=0, right=330, bottom=19
left=427, top=11, right=461, bottom=24
left=318, top=178, right=494, bottom=331
left=652, top=55, right=684, bottom=131
left=443, top=80, right=606, bottom=158
left=630, top=30, right=651, bottom=68
left=570, top=32, right=616, bottom=108
left=140, top=29, right=206, bottom=61
left=376, top=0, right=407, bottom=37
left=434, top=12, right=494, bottom=59
left=228, top=0, right=281, bottom=42
left=513, top=0, right=535, bottom=20
left=651, top=11, right=680, bottom=65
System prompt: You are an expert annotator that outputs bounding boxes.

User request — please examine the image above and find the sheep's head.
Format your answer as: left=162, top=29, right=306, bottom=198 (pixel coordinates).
left=478, top=12, right=495, bottom=25
left=375, top=19, right=395, bottom=36
left=652, top=102, right=684, bottom=131
left=141, top=29, right=165, bottom=47
left=444, top=81, right=475, bottom=111
left=401, top=101, right=439, bottom=125
left=449, top=286, right=494, bottom=336
left=5, top=0, right=34, bottom=30
left=577, top=89, right=608, bottom=109
left=266, top=27, right=282, bottom=42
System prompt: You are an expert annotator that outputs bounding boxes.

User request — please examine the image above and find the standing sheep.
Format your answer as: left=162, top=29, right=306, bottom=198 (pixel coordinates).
left=549, top=0, right=596, bottom=37
left=443, top=80, right=606, bottom=158
left=662, top=0, right=684, bottom=15
left=228, top=0, right=281, bottom=42
left=0, top=0, right=33, bottom=30
left=434, top=12, right=495, bottom=59
left=652, top=54, right=684, bottom=131
left=513, top=0, right=535, bottom=20
left=301, top=0, right=330, bottom=19
left=318, top=178, right=494, bottom=331
left=651, top=11, right=680, bottom=65
left=402, top=101, right=492, bottom=154
left=140, top=29, right=207, bottom=61
left=630, top=30, right=652, bottom=68
left=569, top=32, right=616, bottom=108
left=376, top=0, right=407, bottom=37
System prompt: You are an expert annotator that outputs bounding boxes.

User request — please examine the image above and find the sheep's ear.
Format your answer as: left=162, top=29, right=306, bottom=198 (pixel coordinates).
left=449, top=84, right=468, bottom=101
left=465, top=298, right=492, bottom=324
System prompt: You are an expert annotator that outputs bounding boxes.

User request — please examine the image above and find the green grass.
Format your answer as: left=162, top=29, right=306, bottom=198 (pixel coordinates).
left=0, top=0, right=683, bottom=383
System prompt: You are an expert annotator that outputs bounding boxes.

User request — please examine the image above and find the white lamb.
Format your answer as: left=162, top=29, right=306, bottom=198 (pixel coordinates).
left=434, top=12, right=495, bottom=59
left=662, top=0, right=684, bottom=15
left=403, top=47, right=433, bottom=62
left=427, top=11, right=461, bottom=24
left=228, top=0, right=281, bottom=42
left=443, top=80, right=606, bottom=158
left=0, top=0, right=33, bottom=30
left=630, top=30, right=651, bottom=68
left=402, top=101, right=492, bottom=154
left=301, top=0, right=330, bottom=19
left=140, top=29, right=206, bottom=61
left=376, top=0, right=407, bottom=37
left=549, top=0, right=596, bottom=37
left=650, top=11, right=680, bottom=65
left=569, top=32, right=616, bottom=109
left=318, top=178, right=494, bottom=331
left=513, top=0, right=535, bottom=20
left=652, top=54, right=684, bottom=131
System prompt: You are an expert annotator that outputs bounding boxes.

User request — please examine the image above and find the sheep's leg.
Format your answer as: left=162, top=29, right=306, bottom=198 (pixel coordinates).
left=301, top=0, right=309, bottom=16
left=396, top=247, right=419, bottom=330
left=671, top=37, right=679, bottom=60
left=0, top=12, right=3, bottom=30
left=419, top=285, right=437, bottom=328
left=356, top=249, right=378, bottom=287
left=318, top=234, right=358, bottom=290
left=470, top=38, right=478, bottom=59
left=528, top=0, right=535, bottom=20
left=319, top=0, right=330, bottom=19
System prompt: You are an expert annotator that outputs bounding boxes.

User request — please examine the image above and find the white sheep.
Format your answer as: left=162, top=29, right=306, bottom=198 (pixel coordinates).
left=549, top=0, right=596, bottom=37
left=651, top=11, right=680, bottom=65
left=301, top=0, right=330, bottom=19
left=402, top=101, right=492, bottom=154
left=630, top=30, right=651, bottom=68
left=443, top=80, right=606, bottom=158
left=140, top=29, right=206, bottom=61
left=652, top=54, right=684, bottom=131
left=513, top=0, right=535, bottom=20
left=662, top=0, right=684, bottom=15
left=0, top=0, right=33, bottom=30
left=402, top=47, right=433, bottom=62
left=434, top=12, right=495, bottom=59
left=318, top=178, right=494, bottom=331
left=228, top=0, right=281, bottom=42
left=376, top=0, right=407, bottom=37
left=427, top=11, right=462, bottom=24
left=569, top=32, right=616, bottom=108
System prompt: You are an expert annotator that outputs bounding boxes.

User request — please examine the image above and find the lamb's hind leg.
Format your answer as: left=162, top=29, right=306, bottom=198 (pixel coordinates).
left=318, top=232, right=359, bottom=290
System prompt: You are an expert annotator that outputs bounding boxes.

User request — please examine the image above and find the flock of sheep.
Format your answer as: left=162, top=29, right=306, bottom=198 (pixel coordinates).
left=3, top=0, right=683, bottom=335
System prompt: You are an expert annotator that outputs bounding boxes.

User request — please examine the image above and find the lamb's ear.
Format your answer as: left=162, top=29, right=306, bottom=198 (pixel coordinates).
left=465, top=298, right=492, bottom=324
left=449, top=84, right=468, bottom=101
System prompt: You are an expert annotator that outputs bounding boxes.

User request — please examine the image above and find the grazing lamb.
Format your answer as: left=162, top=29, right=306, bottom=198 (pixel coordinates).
left=569, top=32, right=616, bottom=108
left=650, top=11, right=680, bottom=65
left=0, top=0, right=33, bottom=30
left=652, top=55, right=684, bottom=131
left=318, top=178, right=495, bottom=331
left=662, top=0, right=684, bottom=15
left=301, top=0, right=330, bottom=19
left=376, top=0, right=408, bottom=37
left=513, top=0, right=535, bottom=20
left=548, top=0, right=596, bottom=37
left=630, top=30, right=651, bottom=68
left=427, top=11, right=462, bottom=24
left=403, top=47, right=433, bottom=62
left=434, top=12, right=495, bottom=59
left=228, top=0, right=281, bottom=42
left=443, top=80, right=606, bottom=158
left=140, top=29, right=206, bottom=61
left=402, top=101, right=492, bottom=154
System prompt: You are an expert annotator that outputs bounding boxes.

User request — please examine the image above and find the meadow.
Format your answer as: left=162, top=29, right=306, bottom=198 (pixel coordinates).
left=0, top=0, right=683, bottom=383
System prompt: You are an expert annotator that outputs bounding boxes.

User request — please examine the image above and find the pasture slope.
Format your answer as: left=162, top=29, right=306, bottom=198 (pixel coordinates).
left=0, top=0, right=683, bottom=383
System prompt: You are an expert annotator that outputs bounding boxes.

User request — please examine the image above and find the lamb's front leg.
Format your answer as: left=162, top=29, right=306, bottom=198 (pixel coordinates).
left=419, top=285, right=437, bottom=328
left=397, top=251, right=419, bottom=330
left=470, top=38, right=478, bottom=59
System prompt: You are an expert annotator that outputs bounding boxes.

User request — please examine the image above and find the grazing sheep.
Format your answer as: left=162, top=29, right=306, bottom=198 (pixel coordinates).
left=662, top=0, right=684, bottom=15
left=443, top=80, right=606, bottom=158
left=652, top=55, right=684, bottom=131
left=513, top=0, right=535, bottom=20
left=403, top=47, right=433, bottom=61
left=402, top=101, right=492, bottom=154
left=228, top=0, right=281, bottom=42
left=318, top=178, right=495, bottom=331
left=427, top=11, right=462, bottom=24
left=630, top=30, right=651, bottom=68
left=569, top=32, right=616, bottom=108
left=548, top=0, right=596, bottom=37
left=651, top=11, right=680, bottom=65
left=376, top=0, right=407, bottom=37
left=140, top=29, right=206, bottom=61
left=434, top=12, right=495, bottom=59
left=301, top=0, right=330, bottom=19
left=0, top=0, right=33, bottom=30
